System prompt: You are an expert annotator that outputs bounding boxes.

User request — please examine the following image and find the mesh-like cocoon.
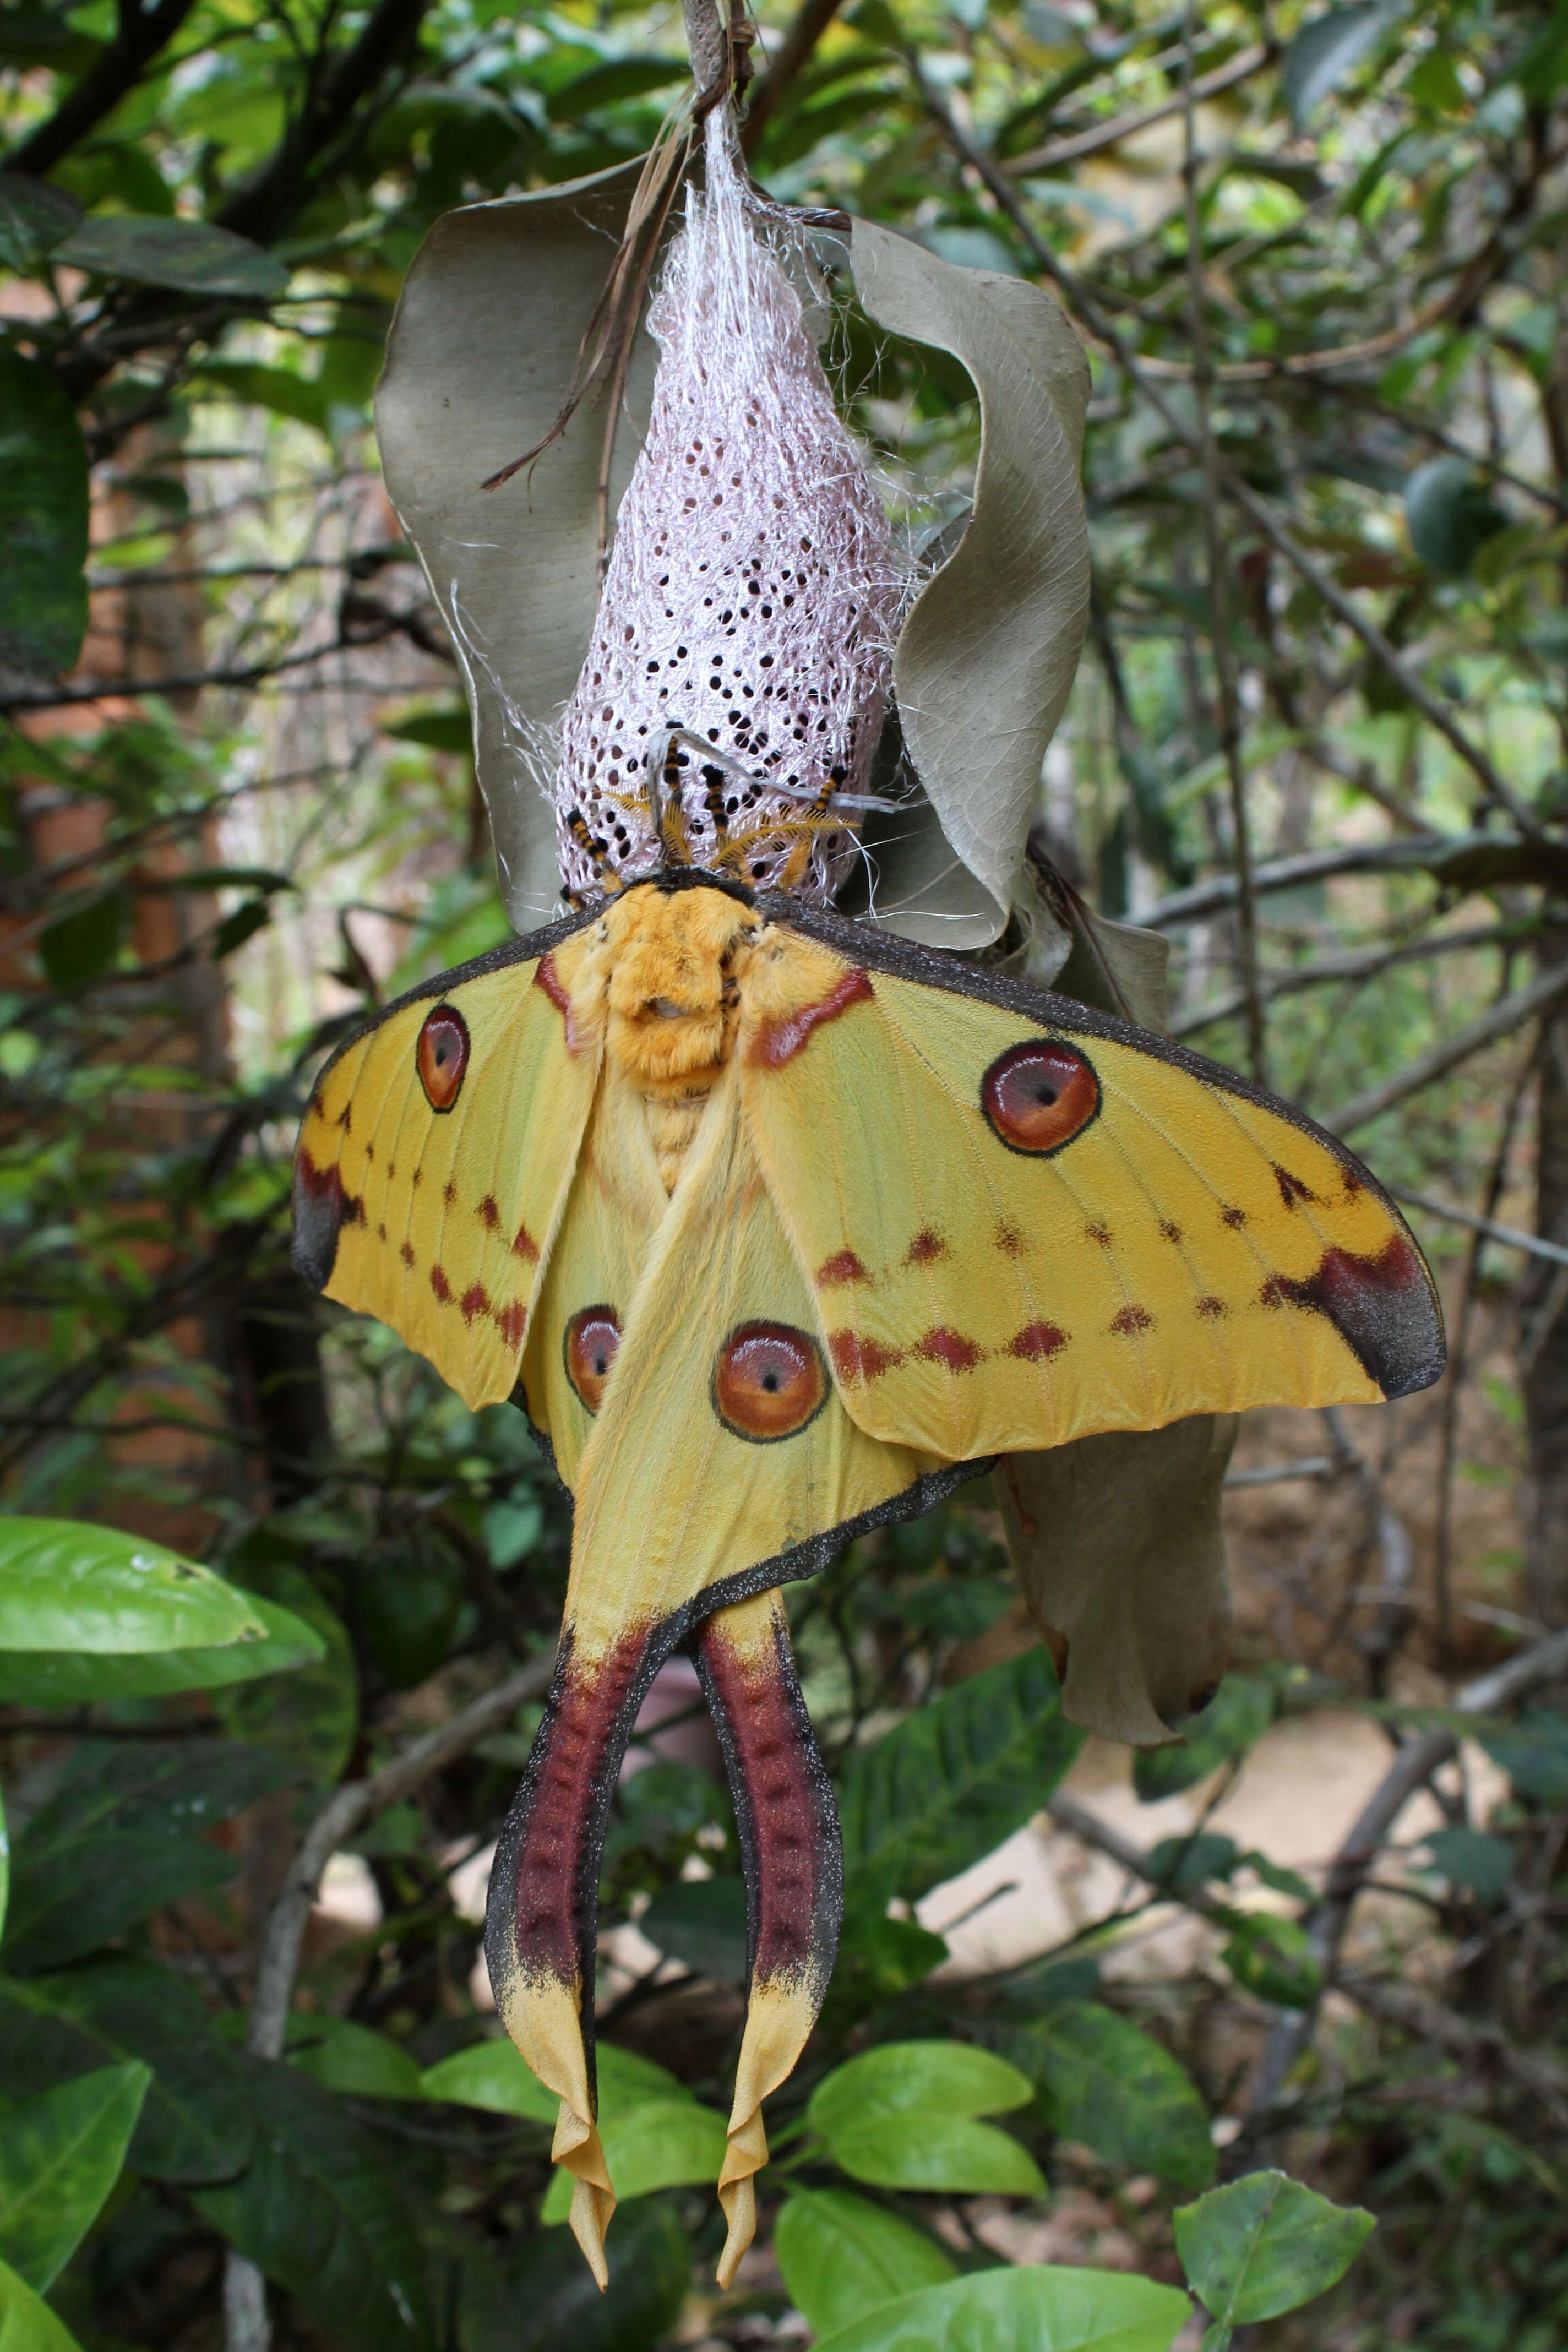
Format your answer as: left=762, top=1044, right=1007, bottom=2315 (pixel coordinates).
left=555, top=116, right=899, bottom=905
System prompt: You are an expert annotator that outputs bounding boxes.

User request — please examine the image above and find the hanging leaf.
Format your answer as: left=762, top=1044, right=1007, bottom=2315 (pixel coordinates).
left=37, top=889, right=129, bottom=987
left=0, top=344, right=89, bottom=682
left=375, top=159, right=660, bottom=932
left=848, top=224, right=1091, bottom=945
left=998, top=1416, right=1238, bottom=1745
left=999, top=2003, right=1215, bottom=2191
left=55, top=213, right=288, bottom=297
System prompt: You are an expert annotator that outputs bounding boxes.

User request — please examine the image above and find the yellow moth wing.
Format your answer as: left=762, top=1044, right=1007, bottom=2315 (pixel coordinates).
left=293, top=929, right=600, bottom=1411
left=562, top=1069, right=957, bottom=1665
left=739, top=912, right=1444, bottom=1459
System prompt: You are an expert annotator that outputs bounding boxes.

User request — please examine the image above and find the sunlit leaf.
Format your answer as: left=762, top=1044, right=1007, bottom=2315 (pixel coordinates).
left=775, top=2189, right=956, bottom=2339
left=810, top=2264, right=1190, bottom=2352
left=0, top=2062, right=150, bottom=2290
left=0, top=1520, right=266, bottom=1657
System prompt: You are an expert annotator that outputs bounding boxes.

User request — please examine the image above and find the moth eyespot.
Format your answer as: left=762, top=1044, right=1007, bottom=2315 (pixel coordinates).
left=416, top=1005, right=470, bottom=1112
left=712, top=1320, right=827, bottom=1443
left=981, top=1039, right=1099, bottom=1156
left=564, top=1305, right=622, bottom=1413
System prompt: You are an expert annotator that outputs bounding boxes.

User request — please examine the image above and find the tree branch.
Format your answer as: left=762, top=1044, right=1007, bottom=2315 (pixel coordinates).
left=6, top=0, right=199, bottom=175
left=1331, top=960, right=1568, bottom=1135
left=741, top=0, right=850, bottom=154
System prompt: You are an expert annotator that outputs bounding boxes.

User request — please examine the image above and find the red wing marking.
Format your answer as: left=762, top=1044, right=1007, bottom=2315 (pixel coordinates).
left=748, top=966, right=873, bottom=1069
left=478, top=1194, right=500, bottom=1229
left=512, top=1223, right=540, bottom=1265
left=827, top=1330, right=903, bottom=1383
left=460, top=1282, right=491, bottom=1325
left=494, top=1299, right=528, bottom=1349
left=903, top=1228, right=947, bottom=1267
left=1110, top=1304, right=1153, bottom=1335
left=1008, top=1320, right=1068, bottom=1362
left=816, top=1248, right=871, bottom=1288
left=429, top=1265, right=453, bottom=1304
left=1260, top=1235, right=1444, bottom=1399
left=912, top=1326, right=986, bottom=1372
left=533, top=952, right=588, bottom=1056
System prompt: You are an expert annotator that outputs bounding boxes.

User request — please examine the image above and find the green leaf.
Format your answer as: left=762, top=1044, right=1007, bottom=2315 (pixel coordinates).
left=639, top=1873, right=748, bottom=1983
left=1423, top=1826, right=1514, bottom=1903
left=1002, top=2003, right=1215, bottom=2191
left=1144, top=1834, right=1240, bottom=1895
left=848, top=221, right=1090, bottom=946
left=838, top=1648, right=1081, bottom=1909
left=1174, top=2170, right=1375, bottom=2328
left=0, top=2062, right=150, bottom=2290
left=808, top=2043, right=1041, bottom=2195
left=775, top=2189, right=956, bottom=2338
left=213, top=1563, right=357, bottom=1787
left=824, top=1912, right=949, bottom=2023
left=0, top=346, right=88, bottom=682
left=1133, top=1675, right=1277, bottom=1802
left=421, top=2036, right=680, bottom=2125
left=810, top=2041, right=1032, bottom=2138
left=0, top=174, right=83, bottom=273
left=420, top=2039, right=557, bottom=2124
left=0, top=1592, right=325, bottom=1704
left=0, top=1961, right=255, bottom=2185
left=825, top=2113, right=1044, bottom=2195
left=189, top=360, right=329, bottom=431
left=1282, top=4, right=1401, bottom=128
left=1479, top=1709, right=1568, bottom=1807
left=38, top=889, right=128, bottom=987
left=810, top=2264, right=1190, bottom=2352
left=0, top=2254, right=83, bottom=2352
left=284, top=2019, right=422, bottom=2101
left=539, top=2097, right=727, bottom=2222
left=1218, top=1915, right=1322, bottom=2010
left=55, top=214, right=287, bottom=297
left=380, top=706, right=473, bottom=754
left=0, top=1788, right=7, bottom=1947
left=192, top=2064, right=432, bottom=2352
left=0, top=1518, right=266, bottom=1656
left=1516, top=2, right=1568, bottom=99
left=3, top=1739, right=287, bottom=1969
left=460, top=2198, right=688, bottom=2352
left=1404, top=458, right=1506, bottom=576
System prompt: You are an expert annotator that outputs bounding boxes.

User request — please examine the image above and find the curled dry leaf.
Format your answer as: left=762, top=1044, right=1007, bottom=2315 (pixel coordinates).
left=997, top=1415, right=1238, bottom=1747
left=375, top=170, right=1091, bottom=944
left=375, top=160, right=661, bottom=929
left=848, top=224, right=1092, bottom=946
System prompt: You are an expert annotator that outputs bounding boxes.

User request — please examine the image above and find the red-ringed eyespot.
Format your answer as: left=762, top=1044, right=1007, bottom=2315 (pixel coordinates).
left=564, top=1305, right=622, bottom=1412
left=712, top=1320, right=827, bottom=1443
left=981, top=1039, right=1099, bottom=1157
left=416, top=1005, right=470, bottom=1112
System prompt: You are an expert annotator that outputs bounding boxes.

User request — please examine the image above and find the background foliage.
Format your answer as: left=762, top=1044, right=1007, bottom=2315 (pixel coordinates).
left=4, top=0, right=1568, bottom=2346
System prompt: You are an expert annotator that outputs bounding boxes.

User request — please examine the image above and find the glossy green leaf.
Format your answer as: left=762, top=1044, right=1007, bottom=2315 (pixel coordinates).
left=848, top=222, right=1091, bottom=945
left=838, top=1647, right=1081, bottom=1909
left=1282, top=4, right=1400, bottom=127
left=1000, top=2004, right=1215, bottom=2191
left=421, top=2035, right=680, bottom=2124
left=284, top=2018, right=423, bottom=2101
left=639, top=1872, right=748, bottom=1983
left=56, top=214, right=287, bottom=296
left=460, top=2197, right=688, bottom=2352
left=0, top=2255, right=82, bottom=2352
left=0, top=1520, right=266, bottom=1656
left=825, top=2112, right=1044, bottom=2195
left=809, top=2041, right=1032, bottom=2137
left=0, top=2062, right=150, bottom=2290
left=0, top=347, right=88, bottom=682
left=1175, top=2170, right=1375, bottom=2335
left=0, top=1961, right=255, bottom=2185
left=192, top=2064, right=432, bottom=2352
left=811, top=2264, right=1190, bottom=2352
left=540, top=2097, right=728, bottom=2222
left=1133, top=1674, right=1277, bottom=1801
left=0, top=1592, right=325, bottom=1704
left=776, top=2188, right=956, bottom=2338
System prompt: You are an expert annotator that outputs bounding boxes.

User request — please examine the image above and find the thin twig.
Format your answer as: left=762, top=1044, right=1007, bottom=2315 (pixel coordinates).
left=1331, top=961, right=1568, bottom=1134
